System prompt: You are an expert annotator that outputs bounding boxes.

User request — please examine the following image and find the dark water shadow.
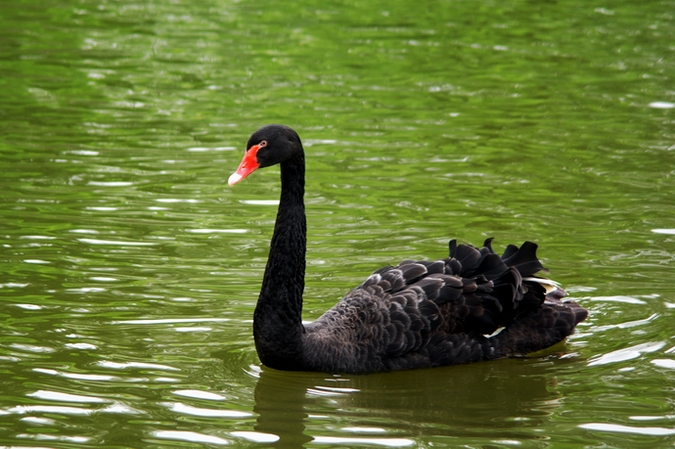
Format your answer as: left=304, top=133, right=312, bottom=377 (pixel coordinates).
left=253, top=356, right=567, bottom=447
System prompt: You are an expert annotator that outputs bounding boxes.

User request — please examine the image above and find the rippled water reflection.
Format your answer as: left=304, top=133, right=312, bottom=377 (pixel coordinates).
left=1, top=0, right=675, bottom=447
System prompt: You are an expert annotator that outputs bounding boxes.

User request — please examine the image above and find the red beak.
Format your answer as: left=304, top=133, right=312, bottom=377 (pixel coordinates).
left=228, top=144, right=262, bottom=186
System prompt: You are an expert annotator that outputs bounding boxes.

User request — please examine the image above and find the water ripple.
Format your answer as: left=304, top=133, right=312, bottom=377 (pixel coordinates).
left=580, top=422, right=675, bottom=436
left=231, top=431, right=280, bottom=443
left=151, top=430, right=230, bottom=446
left=173, top=389, right=227, bottom=400
left=77, top=238, right=157, bottom=246
left=27, top=390, right=109, bottom=403
left=97, top=361, right=180, bottom=371
left=163, top=402, right=251, bottom=418
left=588, top=341, right=666, bottom=366
left=312, top=436, right=416, bottom=447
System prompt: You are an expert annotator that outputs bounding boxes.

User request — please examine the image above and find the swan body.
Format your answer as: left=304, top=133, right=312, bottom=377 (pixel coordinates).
left=229, top=124, right=587, bottom=374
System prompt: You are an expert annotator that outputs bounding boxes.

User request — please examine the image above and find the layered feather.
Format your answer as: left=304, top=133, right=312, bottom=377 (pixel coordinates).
left=302, top=239, right=587, bottom=373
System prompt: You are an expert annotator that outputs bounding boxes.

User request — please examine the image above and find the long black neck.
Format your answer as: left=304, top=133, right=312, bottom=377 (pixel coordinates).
left=253, top=152, right=307, bottom=370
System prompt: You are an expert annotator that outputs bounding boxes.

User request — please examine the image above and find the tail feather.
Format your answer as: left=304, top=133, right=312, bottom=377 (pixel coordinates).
left=500, top=241, right=545, bottom=276
left=492, top=299, right=587, bottom=357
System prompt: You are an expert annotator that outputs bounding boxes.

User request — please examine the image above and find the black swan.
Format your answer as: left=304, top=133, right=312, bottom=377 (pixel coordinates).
left=228, top=124, right=587, bottom=374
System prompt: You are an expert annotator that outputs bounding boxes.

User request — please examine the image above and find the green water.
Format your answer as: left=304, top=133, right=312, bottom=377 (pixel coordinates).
left=1, top=0, right=674, bottom=447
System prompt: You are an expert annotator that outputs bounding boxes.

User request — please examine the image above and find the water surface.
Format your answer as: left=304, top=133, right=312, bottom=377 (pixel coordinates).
left=1, top=0, right=675, bottom=447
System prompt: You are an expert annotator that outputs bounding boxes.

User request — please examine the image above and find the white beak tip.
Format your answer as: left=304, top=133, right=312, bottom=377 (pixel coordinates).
left=228, top=172, right=243, bottom=187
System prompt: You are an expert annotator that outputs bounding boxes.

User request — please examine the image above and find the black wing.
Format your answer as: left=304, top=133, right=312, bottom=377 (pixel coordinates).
left=304, top=239, right=585, bottom=373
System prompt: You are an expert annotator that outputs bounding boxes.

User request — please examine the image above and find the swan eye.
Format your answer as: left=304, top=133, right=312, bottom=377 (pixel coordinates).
left=259, top=140, right=268, bottom=148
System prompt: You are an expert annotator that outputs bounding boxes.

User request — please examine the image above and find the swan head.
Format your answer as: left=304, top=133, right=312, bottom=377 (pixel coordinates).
left=229, top=125, right=302, bottom=186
